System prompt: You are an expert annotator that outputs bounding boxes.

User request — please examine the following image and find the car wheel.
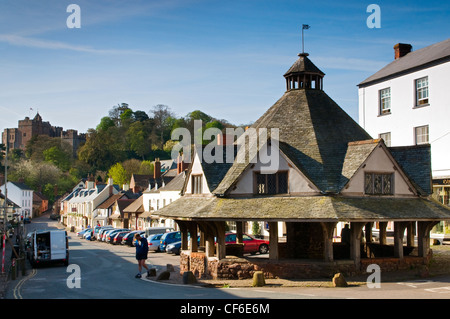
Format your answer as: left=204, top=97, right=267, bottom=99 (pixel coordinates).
left=259, top=244, right=269, bottom=254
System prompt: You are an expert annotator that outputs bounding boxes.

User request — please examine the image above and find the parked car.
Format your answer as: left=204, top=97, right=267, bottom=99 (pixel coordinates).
left=225, top=233, right=269, bottom=254
left=76, top=228, right=91, bottom=238
left=112, top=231, right=131, bottom=245
left=97, top=227, right=114, bottom=241
left=105, top=229, right=129, bottom=243
left=147, top=233, right=163, bottom=252
left=160, top=231, right=181, bottom=252
left=166, top=240, right=181, bottom=255
left=84, top=229, right=94, bottom=241
left=122, top=230, right=145, bottom=246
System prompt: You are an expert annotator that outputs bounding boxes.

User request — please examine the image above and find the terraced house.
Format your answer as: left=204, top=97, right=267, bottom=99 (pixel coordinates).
left=154, top=50, right=450, bottom=280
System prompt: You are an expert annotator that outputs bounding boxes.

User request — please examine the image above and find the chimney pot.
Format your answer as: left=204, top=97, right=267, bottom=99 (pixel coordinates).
left=154, top=158, right=161, bottom=180
left=394, top=43, right=412, bottom=60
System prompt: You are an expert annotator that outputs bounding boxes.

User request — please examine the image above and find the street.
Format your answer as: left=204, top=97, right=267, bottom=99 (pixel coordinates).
left=4, top=214, right=450, bottom=302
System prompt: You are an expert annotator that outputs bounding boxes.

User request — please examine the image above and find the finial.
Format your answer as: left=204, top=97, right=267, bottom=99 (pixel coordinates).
left=302, top=24, right=310, bottom=54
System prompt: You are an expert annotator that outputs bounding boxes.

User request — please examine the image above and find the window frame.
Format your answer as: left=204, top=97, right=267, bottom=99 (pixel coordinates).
left=364, top=172, right=394, bottom=196
left=415, top=76, right=429, bottom=107
left=414, top=125, right=429, bottom=145
left=191, top=174, right=203, bottom=194
left=379, top=87, right=391, bottom=115
left=254, top=171, right=289, bottom=195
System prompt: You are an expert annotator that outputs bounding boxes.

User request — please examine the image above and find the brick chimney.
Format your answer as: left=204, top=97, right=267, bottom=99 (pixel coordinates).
left=394, top=43, right=412, bottom=60
left=154, top=158, right=161, bottom=179
left=177, top=155, right=189, bottom=174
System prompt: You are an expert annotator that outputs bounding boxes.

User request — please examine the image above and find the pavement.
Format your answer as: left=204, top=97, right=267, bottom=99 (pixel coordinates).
left=2, top=215, right=450, bottom=298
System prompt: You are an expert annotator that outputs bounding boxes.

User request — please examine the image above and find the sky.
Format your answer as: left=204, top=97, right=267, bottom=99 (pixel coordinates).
left=0, top=0, right=449, bottom=135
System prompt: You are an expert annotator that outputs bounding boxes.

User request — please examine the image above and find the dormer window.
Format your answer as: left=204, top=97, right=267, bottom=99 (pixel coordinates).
left=255, top=171, right=288, bottom=195
left=364, top=172, right=393, bottom=195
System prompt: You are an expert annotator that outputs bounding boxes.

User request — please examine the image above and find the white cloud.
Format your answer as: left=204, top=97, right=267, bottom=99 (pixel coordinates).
left=0, top=33, right=148, bottom=55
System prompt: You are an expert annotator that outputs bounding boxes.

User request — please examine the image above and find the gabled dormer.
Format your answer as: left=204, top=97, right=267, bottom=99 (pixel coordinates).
left=340, top=139, right=425, bottom=197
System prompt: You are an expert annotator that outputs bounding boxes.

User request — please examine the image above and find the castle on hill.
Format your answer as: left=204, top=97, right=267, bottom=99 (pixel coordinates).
left=2, top=112, right=85, bottom=157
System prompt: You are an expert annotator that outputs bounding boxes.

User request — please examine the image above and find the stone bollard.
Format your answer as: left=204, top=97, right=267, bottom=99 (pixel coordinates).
left=147, top=268, right=157, bottom=277
left=166, top=264, right=175, bottom=272
left=156, top=270, right=170, bottom=281
left=332, top=273, right=348, bottom=287
left=252, top=271, right=265, bottom=287
left=182, top=271, right=197, bottom=285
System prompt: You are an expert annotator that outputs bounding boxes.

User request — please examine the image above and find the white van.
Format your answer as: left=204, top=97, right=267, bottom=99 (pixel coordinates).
left=145, top=227, right=174, bottom=238
left=28, top=230, right=69, bottom=267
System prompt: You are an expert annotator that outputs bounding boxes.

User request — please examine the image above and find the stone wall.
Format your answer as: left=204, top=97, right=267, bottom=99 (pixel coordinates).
left=180, top=249, right=433, bottom=280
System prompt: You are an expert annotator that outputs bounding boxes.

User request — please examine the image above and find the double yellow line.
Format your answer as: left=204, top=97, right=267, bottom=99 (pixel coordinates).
left=13, top=268, right=37, bottom=299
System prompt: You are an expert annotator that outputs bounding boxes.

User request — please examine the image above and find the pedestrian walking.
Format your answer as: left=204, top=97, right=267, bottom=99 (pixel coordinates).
left=134, top=233, right=150, bottom=278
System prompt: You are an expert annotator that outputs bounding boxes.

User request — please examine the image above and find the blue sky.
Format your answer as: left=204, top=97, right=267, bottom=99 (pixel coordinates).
left=0, top=0, right=449, bottom=135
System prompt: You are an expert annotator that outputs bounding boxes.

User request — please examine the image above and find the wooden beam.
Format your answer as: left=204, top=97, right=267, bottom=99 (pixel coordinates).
left=268, top=222, right=279, bottom=260
left=417, top=221, right=439, bottom=257
left=350, top=222, right=366, bottom=268
left=320, top=222, right=337, bottom=261
left=394, top=221, right=408, bottom=259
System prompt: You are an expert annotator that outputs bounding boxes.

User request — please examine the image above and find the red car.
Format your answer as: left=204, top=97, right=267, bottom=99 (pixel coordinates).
left=225, top=233, right=269, bottom=254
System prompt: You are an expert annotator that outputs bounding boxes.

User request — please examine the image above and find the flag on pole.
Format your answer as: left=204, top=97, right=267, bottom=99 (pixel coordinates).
left=302, top=24, right=310, bottom=30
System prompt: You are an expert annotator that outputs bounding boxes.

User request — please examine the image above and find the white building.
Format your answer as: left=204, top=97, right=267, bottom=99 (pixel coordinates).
left=0, top=181, right=33, bottom=219
left=358, top=39, right=450, bottom=206
left=142, top=171, right=186, bottom=230
left=64, top=178, right=119, bottom=231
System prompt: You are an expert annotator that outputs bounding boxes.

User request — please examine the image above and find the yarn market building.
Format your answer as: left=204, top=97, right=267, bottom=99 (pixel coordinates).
left=154, top=51, right=450, bottom=280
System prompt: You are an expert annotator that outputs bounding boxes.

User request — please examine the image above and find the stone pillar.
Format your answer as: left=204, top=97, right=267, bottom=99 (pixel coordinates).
left=407, top=222, right=415, bottom=247
left=365, top=222, right=373, bottom=243
left=350, top=222, right=365, bottom=267
left=394, top=222, right=408, bottom=259
left=268, top=222, right=278, bottom=260
left=177, top=221, right=189, bottom=251
left=214, top=221, right=226, bottom=260
left=320, top=222, right=337, bottom=262
left=188, top=222, right=198, bottom=253
left=417, top=221, right=438, bottom=257
left=236, top=221, right=243, bottom=244
left=379, top=222, right=388, bottom=245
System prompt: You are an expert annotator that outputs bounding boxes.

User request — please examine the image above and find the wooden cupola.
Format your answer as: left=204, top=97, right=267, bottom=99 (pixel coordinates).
left=284, top=53, right=325, bottom=91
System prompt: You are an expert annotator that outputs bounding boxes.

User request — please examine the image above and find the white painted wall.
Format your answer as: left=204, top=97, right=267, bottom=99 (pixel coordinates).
left=359, top=61, right=450, bottom=178
left=230, top=143, right=319, bottom=195
left=0, top=182, right=33, bottom=218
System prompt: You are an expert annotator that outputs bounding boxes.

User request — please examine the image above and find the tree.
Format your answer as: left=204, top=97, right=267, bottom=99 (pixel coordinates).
left=109, top=103, right=130, bottom=126
left=108, top=163, right=128, bottom=187
left=133, top=110, right=149, bottom=122
left=126, top=121, right=149, bottom=159
left=43, top=146, right=72, bottom=171
left=138, top=160, right=154, bottom=175
left=151, top=104, right=175, bottom=148
left=96, top=116, right=115, bottom=132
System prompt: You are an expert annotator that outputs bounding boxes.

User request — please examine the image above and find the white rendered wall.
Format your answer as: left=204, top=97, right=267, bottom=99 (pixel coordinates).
left=359, top=61, right=450, bottom=178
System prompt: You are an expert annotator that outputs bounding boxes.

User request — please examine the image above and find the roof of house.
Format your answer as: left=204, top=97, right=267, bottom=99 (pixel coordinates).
left=123, top=196, right=144, bottom=213
left=358, top=38, right=450, bottom=87
left=97, top=192, right=128, bottom=209
left=8, top=181, right=33, bottom=191
left=389, top=144, right=432, bottom=195
left=284, top=53, right=325, bottom=76
left=152, top=195, right=450, bottom=221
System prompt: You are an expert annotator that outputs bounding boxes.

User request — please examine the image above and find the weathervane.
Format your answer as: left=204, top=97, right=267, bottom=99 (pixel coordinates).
left=302, top=24, right=310, bottom=54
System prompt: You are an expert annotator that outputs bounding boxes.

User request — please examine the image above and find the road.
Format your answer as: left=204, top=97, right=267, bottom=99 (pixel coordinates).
left=5, top=213, right=450, bottom=304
